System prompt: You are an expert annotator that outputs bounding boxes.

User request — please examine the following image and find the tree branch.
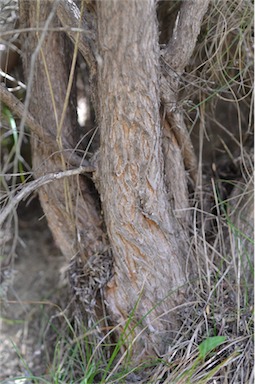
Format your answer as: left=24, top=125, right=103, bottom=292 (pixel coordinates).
left=160, top=0, right=210, bottom=183
left=0, top=166, right=89, bottom=225
left=0, top=83, right=48, bottom=141
left=163, top=0, right=210, bottom=72
left=97, top=0, right=191, bottom=358
left=52, top=0, right=97, bottom=78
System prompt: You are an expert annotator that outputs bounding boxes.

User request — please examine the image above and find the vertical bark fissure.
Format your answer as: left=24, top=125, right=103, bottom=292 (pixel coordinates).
left=97, top=0, right=191, bottom=357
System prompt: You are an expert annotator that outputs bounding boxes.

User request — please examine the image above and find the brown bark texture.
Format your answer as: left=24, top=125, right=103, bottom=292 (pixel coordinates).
left=96, top=0, right=193, bottom=356
left=17, top=0, right=210, bottom=360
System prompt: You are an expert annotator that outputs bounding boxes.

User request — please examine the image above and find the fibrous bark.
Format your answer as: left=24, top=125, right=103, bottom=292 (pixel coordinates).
left=96, top=0, right=193, bottom=358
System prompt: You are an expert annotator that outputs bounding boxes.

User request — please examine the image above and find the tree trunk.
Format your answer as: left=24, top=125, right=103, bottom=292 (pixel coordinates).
left=18, top=0, right=210, bottom=361
left=95, top=0, right=193, bottom=357
left=19, top=1, right=107, bottom=262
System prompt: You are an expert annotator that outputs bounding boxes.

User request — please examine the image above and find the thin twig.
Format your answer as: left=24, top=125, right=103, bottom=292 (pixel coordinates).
left=0, top=83, right=47, bottom=140
left=0, top=166, right=90, bottom=225
left=0, top=70, right=26, bottom=89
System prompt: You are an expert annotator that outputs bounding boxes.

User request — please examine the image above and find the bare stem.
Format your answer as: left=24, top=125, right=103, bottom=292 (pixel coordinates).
left=0, top=166, right=90, bottom=225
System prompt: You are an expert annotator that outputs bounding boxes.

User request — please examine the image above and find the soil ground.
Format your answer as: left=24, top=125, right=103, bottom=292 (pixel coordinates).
left=0, top=199, right=69, bottom=382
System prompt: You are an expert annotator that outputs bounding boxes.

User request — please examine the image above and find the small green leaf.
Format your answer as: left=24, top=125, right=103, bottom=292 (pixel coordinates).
left=198, top=336, right=226, bottom=359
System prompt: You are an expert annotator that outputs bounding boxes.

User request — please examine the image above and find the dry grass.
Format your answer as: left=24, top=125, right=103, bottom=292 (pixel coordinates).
left=168, top=1, right=254, bottom=382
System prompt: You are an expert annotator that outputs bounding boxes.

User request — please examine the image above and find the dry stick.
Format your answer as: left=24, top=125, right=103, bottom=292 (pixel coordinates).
left=0, top=166, right=89, bottom=225
left=0, top=83, right=47, bottom=141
